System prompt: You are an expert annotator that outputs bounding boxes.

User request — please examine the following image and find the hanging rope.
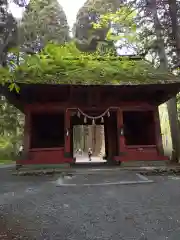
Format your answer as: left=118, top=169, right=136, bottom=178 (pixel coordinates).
left=77, top=108, right=110, bottom=120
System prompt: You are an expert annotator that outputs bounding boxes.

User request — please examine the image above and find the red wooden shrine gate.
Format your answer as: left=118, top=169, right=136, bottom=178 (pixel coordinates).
left=2, top=82, right=180, bottom=166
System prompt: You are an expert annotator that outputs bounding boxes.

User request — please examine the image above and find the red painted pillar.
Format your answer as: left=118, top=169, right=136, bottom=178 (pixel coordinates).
left=24, top=111, right=31, bottom=152
left=64, top=109, right=71, bottom=159
left=154, top=108, right=163, bottom=155
left=107, top=118, right=113, bottom=159
left=117, top=108, right=126, bottom=157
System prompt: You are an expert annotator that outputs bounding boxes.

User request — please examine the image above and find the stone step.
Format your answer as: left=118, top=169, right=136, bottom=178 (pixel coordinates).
left=121, top=161, right=169, bottom=167
left=16, top=163, right=70, bottom=171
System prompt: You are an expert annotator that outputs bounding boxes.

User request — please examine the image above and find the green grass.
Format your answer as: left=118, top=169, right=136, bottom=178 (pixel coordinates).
left=0, top=159, right=15, bottom=164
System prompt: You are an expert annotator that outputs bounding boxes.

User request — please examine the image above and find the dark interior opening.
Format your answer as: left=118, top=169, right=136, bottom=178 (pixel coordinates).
left=30, top=112, right=64, bottom=149
left=104, top=111, right=118, bottom=158
left=123, top=111, right=156, bottom=146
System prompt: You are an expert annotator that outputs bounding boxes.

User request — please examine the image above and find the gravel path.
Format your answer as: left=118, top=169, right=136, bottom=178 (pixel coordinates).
left=0, top=168, right=180, bottom=239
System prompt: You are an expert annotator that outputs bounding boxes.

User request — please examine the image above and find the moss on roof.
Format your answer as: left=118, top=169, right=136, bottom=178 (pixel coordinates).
left=0, top=42, right=179, bottom=86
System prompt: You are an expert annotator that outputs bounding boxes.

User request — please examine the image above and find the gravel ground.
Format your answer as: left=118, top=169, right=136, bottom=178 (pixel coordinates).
left=0, top=168, right=180, bottom=239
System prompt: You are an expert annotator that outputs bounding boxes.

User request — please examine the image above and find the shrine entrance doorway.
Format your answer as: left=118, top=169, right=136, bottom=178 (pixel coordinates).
left=69, top=109, right=119, bottom=164
left=73, top=125, right=106, bottom=163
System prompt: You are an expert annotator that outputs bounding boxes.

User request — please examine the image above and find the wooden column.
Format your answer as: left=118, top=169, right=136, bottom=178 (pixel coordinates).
left=104, top=120, right=109, bottom=159
left=107, top=119, right=113, bottom=159
left=64, top=109, right=71, bottom=158
left=154, top=108, right=163, bottom=155
left=23, top=111, right=30, bottom=152
left=117, top=108, right=126, bottom=155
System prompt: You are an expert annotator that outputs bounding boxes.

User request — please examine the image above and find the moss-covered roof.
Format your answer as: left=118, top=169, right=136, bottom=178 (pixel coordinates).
left=0, top=42, right=179, bottom=86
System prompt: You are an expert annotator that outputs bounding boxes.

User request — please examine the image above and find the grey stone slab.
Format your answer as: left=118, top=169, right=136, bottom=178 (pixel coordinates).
left=55, top=171, right=153, bottom=186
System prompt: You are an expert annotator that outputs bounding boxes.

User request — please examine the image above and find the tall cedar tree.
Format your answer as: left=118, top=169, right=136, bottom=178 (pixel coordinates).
left=20, top=0, right=69, bottom=52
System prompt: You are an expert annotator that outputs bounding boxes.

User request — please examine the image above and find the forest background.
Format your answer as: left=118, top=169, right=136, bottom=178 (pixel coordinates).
left=0, top=0, right=179, bottom=161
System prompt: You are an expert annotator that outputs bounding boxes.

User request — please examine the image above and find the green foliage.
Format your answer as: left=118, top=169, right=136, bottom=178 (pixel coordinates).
left=0, top=96, right=24, bottom=144
left=93, top=6, right=138, bottom=49
left=93, top=7, right=136, bottom=31
left=19, top=0, right=69, bottom=49
left=0, top=137, right=17, bottom=160
left=0, top=42, right=176, bottom=85
left=74, top=0, right=123, bottom=52
left=9, top=83, right=20, bottom=93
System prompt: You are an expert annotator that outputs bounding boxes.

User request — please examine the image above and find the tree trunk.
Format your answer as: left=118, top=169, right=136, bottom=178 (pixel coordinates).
left=168, top=0, right=180, bottom=161
left=167, top=98, right=180, bottom=161
left=86, top=125, right=93, bottom=153
left=99, top=125, right=105, bottom=157
left=93, top=125, right=104, bottom=157
left=151, top=0, right=180, bottom=162
left=168, top=0, right=180, bottom=63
